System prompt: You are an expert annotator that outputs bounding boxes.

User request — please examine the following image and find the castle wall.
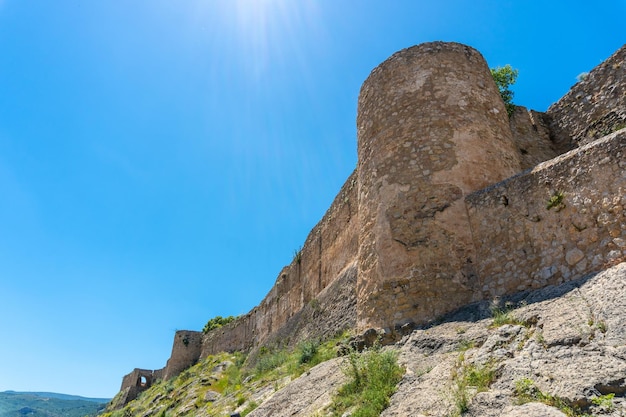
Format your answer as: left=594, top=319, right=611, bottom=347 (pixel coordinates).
left=114, top=43, right=626, bottom=409
left=547, top=44, right=626, bottom=151
left=509, top=106, right=558, bottom=170
left=355, top=42, right=522, bottom=330
left=200, top=171, right=359, bottom=358
left=467, top=130, right=626, bottom=298
left=118, top=368, right=161, bottom=406
left=162, top=330, right=203, bottom=380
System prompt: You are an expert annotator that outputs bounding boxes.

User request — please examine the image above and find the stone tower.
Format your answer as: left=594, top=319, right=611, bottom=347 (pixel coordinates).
left=356, top=42, right=522, bottom=330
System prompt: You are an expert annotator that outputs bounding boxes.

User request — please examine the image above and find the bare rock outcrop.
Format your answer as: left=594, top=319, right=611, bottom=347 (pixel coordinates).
left=382, top=261, right=626, bottom=416
left=246, top=358, right=346, bottom=417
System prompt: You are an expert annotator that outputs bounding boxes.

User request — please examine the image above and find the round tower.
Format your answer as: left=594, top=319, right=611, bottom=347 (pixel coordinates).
left=356, top=42, right=521, bottom=330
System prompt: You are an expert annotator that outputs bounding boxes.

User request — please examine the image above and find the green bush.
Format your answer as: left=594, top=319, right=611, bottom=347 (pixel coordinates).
left=255, top=348, right=288, bottom=374
left=298, top=340, right=319, bottom=365
left=329, top=347, right=404, bottom=417
left=490, top=64, right=519, bottom=117
left=450, top=358, right=496, bottom=416
left=203, top=315, right=237, bottom=334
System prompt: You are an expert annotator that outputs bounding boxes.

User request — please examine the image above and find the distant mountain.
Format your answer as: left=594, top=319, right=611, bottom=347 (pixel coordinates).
left=0, top=391, right=109, bottom=417
left=2, top=392, right=109, bottom=404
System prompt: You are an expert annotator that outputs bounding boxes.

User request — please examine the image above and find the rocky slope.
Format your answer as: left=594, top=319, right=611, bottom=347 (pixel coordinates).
left=103, top=261, right=626, bottom=416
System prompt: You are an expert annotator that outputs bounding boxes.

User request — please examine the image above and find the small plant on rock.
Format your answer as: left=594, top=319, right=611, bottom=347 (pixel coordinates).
left=449, top=355, right=496, bottom=416
left=591, top=393, right=615, bottom=411
left=490, top=302, right=526, bottom=327
left=546, top=191, right=565, bottom=211
left=328, top=346, right=404, bottom=417
left=514, top=378, right=582, bottom=416
left=293, top=246, right=303, bottom=264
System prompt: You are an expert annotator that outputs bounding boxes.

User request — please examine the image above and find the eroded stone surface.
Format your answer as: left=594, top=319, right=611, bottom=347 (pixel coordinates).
left=356, top=41, right=522, bottom=331
left=382, top=262, right=626, bottom=417
left=548, top=44, right=626, bottom=150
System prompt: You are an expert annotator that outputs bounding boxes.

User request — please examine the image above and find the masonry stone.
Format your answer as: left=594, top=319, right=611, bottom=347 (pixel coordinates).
left=356, top=42, right=521, bottom=330
left=509, top=105, right=558, bottom=169
left=548, top=44, right=626, bottom=150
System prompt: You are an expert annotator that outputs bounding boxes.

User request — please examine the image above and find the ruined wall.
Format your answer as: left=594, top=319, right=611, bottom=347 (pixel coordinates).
left=548, top=44, right=626, bottom=151
left=355, top=42, right=522, bottom=330
left=162, top=330, right=203, bottom=380
left=467, top=130, right=626, bottom=298
left=200, top=171, right=359, bottom=358
left=117, top=368, right=162, bottom=406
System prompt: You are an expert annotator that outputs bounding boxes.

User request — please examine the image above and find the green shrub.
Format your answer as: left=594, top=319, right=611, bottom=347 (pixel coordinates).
left=591, top=393, right=615, bottom=410
left=514, top=378, right=582, bottom=416
left=329, top=347, right=404, bottom=417
left=490, top=64, right=519, bottom=117
left=293, top=247, right=302, bottom=264
left=241, top=400, right=259, bottom=416
left=298, top=340, right=319, bottom=365
left=490, top=302, right=527, bottom=327
left=450, top=359, right=496, bottom=416
left=255, top=348, right=288, bottom=374
left=203, top=315, right=238, bottom=334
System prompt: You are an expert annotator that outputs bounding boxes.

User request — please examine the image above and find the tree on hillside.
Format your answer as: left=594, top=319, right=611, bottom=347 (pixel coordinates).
left=490, top=64, right=519, bottom=117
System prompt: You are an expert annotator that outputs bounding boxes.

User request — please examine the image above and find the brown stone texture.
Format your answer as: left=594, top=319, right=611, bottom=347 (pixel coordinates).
left=467, top=130, right=626, bottom=299
left=162, top=330, right=203, bottom=380
left=117, top=368, right=162, bottom=406
left=548, top=44, right=626, bottom=151
left=355, top=42, right=522, bottom=330
left=509, top=105, right=558, bottom=170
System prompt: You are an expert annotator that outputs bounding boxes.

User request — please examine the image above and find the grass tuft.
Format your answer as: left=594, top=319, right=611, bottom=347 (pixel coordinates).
left=328, top=346, right=404, bottom=417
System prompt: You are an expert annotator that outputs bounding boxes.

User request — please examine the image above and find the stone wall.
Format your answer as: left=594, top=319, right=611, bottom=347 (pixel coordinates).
left=509, top=106, right=557, bottom=170
left=548, top=44, right=626, bottom=151
left=467, top=130, right=626, bottom=298
left=199, top=170, right=359, bottom=358
left=162, top=330, right=203, bottom=380
left=355, top=42, right=522, bottom=330
left=117, top=368, right=163, bottom=406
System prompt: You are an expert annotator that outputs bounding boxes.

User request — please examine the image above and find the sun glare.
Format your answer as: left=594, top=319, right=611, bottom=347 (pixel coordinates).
left=223, top=0, right=321, bottom=77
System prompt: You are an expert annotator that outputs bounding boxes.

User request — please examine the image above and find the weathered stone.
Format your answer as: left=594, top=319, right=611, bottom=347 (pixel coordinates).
left=204, top=390, right=220, bottom=402
left=500, top=402, right=567, bottom=417
left=509, top=105, right=558, bottom=169
left=566, top=248, right=585, bottom=266
left=382, top=262, right=626, bottom=416
left=548, top=44, right=626, bottom=150
left=356, top=41, right=521, bottom=331
left=246, top=358, right=346, bottom=417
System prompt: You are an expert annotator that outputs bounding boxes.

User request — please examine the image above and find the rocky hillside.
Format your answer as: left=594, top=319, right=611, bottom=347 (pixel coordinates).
left=102, top=261, right=626, bottom=416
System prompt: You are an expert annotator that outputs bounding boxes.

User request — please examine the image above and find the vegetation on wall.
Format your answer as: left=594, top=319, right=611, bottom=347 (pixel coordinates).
left=203, top=315, right=238, bottom=334
left=490, top=64, right=519, bottom=117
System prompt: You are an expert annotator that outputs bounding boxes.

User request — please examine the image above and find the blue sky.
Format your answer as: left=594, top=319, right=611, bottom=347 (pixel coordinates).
left=0, top=0, right=624, bottom=398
